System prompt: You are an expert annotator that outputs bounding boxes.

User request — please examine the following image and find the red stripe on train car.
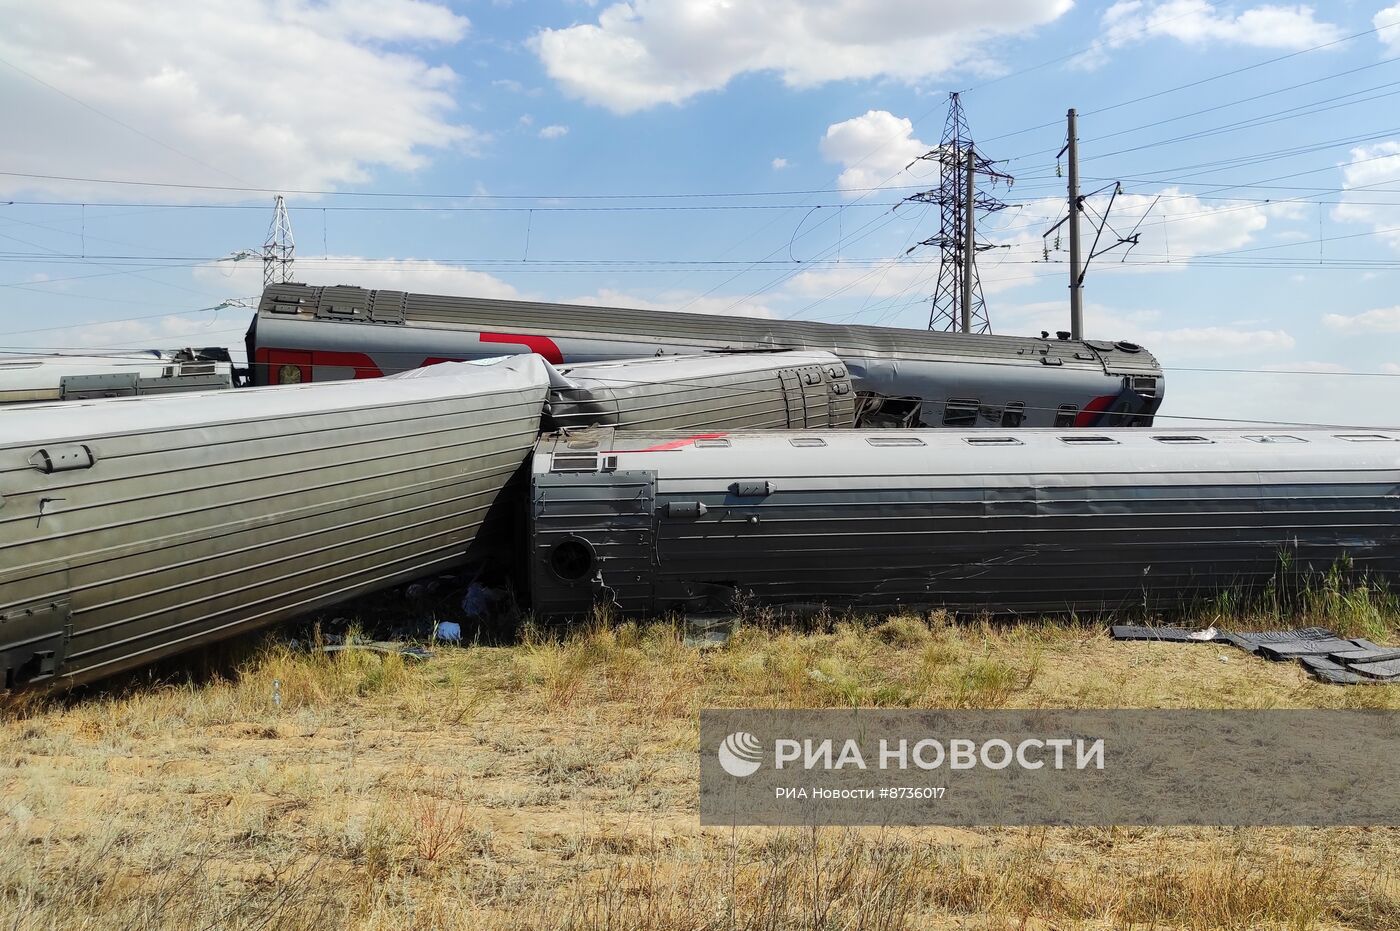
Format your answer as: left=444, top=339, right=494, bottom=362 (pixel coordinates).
left=253, top=348, right=383, bottom=382
left=608, top=433, right=731, bottom=453
left=480, top=332, right=564, bottom=364
left=1074, top=394, right=1117, bottom=427
left=312, top=351, right=384, bottom=379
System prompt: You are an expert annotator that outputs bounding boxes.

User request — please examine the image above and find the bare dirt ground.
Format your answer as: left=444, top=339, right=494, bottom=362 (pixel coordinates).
left=2, top=614, right=1397, bottom=930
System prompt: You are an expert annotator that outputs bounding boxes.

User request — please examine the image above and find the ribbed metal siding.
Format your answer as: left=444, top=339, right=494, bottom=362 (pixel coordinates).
left=1, top=381, right=547, bottom=687
left=649, top=478, right=1400, bottom=614
left=529, top=430, right=1400, bottom=618
left=546, top=360, right=855, bottom=432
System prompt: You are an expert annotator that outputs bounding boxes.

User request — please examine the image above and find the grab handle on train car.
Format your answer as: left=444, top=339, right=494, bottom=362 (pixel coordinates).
left=28, top=445, right=95, bottom=474
left=730, top=480, right=774, bottom=496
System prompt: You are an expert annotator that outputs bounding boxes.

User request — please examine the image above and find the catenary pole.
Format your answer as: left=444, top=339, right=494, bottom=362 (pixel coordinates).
left=962, top=147, right=974, bottom=333
left=1066, top=109, right=1083, bottom=339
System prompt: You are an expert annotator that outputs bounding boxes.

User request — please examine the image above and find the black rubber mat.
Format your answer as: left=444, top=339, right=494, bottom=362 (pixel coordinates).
left=1111, top=625, right=1218, bottom=643
left=1221, top=627, right=1336, bottom=653
left=1299, top=656, right=1375, bottom=685
left=1257, top=638, right=1372, bottom=660
left=1347, top=657, right=1400, bottom=680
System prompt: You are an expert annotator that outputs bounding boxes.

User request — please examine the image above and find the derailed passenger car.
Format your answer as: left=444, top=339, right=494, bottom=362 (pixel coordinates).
left=247, top=283, right=1163, bottom=428
left=0, top=352, right=853, bottom=690
left=529, top=428, right=1400, bottom=618
left=0, top=358, right=551, bottom=690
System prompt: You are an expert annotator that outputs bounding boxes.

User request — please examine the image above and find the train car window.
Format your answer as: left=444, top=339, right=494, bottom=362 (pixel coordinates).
left=1243, top=434, right=1306, bottom=444
left=1153, top=435, right=1213, bottom=444
left=789, top=437, right=826, bottom=447
left=1054, top=404, right=1078, bottom=427
left=694, top=438, right=731, bottom=448
left=1060, top=435, right=1118, bottom=445
left=1335, top=434, right=1397, bottom=442
left=1001, top=402, right=1026, bottom=428
left=866, top=436, right=926, bottom=447
left=965, top=437, right=1022, bottom=446
left=943, top=398, right=979, bottom=427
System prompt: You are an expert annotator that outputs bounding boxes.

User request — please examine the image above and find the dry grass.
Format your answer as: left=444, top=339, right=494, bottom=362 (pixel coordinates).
left=2, top=613, right=1397, bottom=930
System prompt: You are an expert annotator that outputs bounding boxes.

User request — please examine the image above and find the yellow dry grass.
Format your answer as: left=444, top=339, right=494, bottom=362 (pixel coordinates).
left=1, top=614, right=1397, bottom=930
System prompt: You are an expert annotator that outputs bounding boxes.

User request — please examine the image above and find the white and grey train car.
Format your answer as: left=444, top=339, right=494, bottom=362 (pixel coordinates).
left=546, top=351, right=854, bottom=432
left=529, top=428, right=1400, bottom=618
left=0, top=358, right=551, bottom=690
left=0, top=350, right=236, bottom=405
left=247, top=283, right=1164, bottom=429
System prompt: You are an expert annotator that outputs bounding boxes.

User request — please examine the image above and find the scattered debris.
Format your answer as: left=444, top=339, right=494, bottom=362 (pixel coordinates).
left=434, top=621, right=462, bottom=643
left=683, top=616, right=736, bottom=650
left=1112, top=625, right=1400, bottom=685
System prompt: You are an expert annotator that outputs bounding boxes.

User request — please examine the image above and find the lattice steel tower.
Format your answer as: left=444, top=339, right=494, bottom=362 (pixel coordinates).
left=905, top=93, right=1013, bottom=333
left=263, top=194, right=295, bottom=287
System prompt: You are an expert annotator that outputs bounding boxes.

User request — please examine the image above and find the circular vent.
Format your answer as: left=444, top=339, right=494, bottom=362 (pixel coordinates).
left=1114, top=340, right=1143, bottom=353
left=549, top=538, right=596, bottom=583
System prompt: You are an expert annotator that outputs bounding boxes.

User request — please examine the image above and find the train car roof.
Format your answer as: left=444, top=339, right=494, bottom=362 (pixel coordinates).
left=254, top=282, right=1161, bottom=376
left=536, top=426, right=1400, bottom=478
left=0, top=356, right=551, bottom=445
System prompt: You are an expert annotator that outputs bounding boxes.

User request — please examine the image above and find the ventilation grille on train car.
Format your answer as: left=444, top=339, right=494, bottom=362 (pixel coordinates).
left=1131, top=376, right=1160, bottom=397
left=551, top=452, right=619, bottom=472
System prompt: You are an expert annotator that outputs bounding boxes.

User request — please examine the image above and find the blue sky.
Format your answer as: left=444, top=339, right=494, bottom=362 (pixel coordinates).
left=2, top=0, right=1399, bottom=426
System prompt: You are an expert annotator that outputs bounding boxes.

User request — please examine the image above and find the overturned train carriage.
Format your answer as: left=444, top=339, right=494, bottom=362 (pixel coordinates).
left=0, top=352, right=852, bottom=689
left=248, top=282, right=1164, bottom=428
left=529, top=428, right=1400, bottom=618
left=0, top=358, right=551, bottom=690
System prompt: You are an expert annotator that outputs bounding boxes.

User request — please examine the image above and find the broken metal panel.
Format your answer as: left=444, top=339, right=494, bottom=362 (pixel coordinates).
left=528, top=427, right=1400, bottom=619
left=0, top=358, right=552, bottom=689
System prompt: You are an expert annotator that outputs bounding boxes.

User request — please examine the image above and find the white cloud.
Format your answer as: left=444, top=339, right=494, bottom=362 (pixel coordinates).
left=820, top=110, right=931, bottom=194
left=1323, top=306, right=1400, bottom=333
left=1330, top=142, right=1400, bottom=249
left=568, top=287, right=776, bottom=318
left=31, top=312, right=246, bottom=349
left=0, top=0, right=477, bottom=200
left=194, top=256, right=522, bottom=301
left=771, top=157, right=789, bottom=170
left=996, top=301, right=1294, bottom=358
left=1014, top=187, right=1304, bottom=263
left=492, top=78, right=542, bottom=96
left=538, top=124, right=570, bottom=139
left=1078, top=1, right=1343, bottom=68
left=1377, top=5, right=1400, bottom=53
left=532, top=0, right=1072, bottom=113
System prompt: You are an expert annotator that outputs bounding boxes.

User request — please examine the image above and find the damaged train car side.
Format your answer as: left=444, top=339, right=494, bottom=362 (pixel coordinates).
left=248, top=283, right=1164, bottom=428
left=0, top=358, right=551, bottom=690
left=529, top=428, right=1400, bottom=618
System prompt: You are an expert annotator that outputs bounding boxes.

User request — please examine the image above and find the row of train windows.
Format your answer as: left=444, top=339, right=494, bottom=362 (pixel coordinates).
left=778, top=433, right=1398, bottom=449
left=942, top=399, right=1084, bottom=428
